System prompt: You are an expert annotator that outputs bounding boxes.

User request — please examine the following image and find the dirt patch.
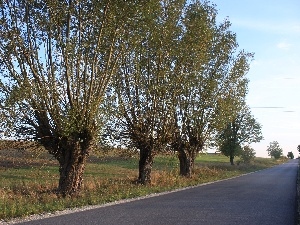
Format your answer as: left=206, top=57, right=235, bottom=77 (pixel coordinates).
left=0, top=141, right=57, bottom=169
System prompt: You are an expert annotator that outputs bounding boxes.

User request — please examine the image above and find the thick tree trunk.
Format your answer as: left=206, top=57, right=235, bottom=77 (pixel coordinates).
left=58, top=151, right=87, bottom=197
left=173, top=140, right=195, bottom=177
left=138, top=147, right=153, bottom=185
left=178, top=149, right=194, bottom=177
left=56, top=137, right=91, bottom=197
left=38, top=128, right=93, bottom=197
left=178, top=149, right=191, bottom=177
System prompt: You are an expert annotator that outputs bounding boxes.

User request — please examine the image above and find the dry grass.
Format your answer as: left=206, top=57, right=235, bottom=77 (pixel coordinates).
left=0, top=144, right=287, bottom=222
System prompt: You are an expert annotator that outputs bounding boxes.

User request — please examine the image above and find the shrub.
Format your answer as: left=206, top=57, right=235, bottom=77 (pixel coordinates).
left=240, top=145, right=256, bottom=163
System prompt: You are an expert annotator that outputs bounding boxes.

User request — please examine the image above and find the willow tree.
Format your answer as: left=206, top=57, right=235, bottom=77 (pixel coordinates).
left=0, top=0, right=140, bottom=196
left=170, top=2, right=252, bottom=176
left=106, top=0, right=184, bottom=184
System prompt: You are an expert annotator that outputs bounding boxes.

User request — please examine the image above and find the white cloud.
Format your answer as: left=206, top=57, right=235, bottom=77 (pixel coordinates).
left=277, top=41, right=291, bottom=50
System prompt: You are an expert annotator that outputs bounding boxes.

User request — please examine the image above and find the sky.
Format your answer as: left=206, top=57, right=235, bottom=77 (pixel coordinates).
left=210, top=0, right=300, bottom=157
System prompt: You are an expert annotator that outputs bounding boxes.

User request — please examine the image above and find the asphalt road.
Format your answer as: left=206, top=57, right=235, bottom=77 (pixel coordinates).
left=16, top=159, right=298, bottom=225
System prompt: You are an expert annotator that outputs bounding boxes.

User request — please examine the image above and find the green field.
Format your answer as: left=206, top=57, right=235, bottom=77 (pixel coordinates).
left=0, top=148, right=286, bottom=221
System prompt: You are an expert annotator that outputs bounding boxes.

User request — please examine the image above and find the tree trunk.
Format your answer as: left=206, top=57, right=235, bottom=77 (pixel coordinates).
left=178, top=149, right=191, bottom=177
left=230, top=155, right=235, bottom=165
left=57, top=137, right=90, bottom=197
left=138, top=147, right=153, bottom=185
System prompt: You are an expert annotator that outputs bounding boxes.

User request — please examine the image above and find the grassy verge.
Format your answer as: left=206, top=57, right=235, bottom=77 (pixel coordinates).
left=297, top=159, right=300, bottom=225
left=0, top=149, right=286, bottom=222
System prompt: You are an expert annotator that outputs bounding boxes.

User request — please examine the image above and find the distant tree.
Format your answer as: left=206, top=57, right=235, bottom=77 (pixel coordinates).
left=297, top=145, right=300, bottom=154
left=217, top=105, right=263, bottom=165
left=240, top=145, right=256, bottom=163
left=287, top=152, right=294, bottom=159
left=266, top=141, right=283, bottom=159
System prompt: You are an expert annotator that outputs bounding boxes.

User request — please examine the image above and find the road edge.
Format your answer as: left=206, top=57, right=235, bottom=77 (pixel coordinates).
left=2, top=164, right=288, bottom=225
left=1, top=170, right=261, bottom=225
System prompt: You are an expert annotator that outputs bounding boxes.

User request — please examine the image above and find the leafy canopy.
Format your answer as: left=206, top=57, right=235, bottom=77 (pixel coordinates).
left=267, top=141, right=283, bottom=159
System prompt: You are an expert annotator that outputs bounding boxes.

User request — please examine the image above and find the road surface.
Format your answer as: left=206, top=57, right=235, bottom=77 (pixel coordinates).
left=14, top=159, right=298, bottom=225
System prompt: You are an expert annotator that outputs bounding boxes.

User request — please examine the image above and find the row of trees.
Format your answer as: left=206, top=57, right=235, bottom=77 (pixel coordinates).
left=268, top=141, right=300, bottom=159
left=0, top=0, right=262, bottom=196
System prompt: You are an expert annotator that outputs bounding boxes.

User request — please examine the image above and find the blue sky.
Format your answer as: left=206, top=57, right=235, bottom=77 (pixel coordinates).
left=210, top=0, right=300, bottom=157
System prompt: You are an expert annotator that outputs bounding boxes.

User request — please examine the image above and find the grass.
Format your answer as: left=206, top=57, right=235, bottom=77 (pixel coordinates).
left=0, top=148, right=287, bottom=222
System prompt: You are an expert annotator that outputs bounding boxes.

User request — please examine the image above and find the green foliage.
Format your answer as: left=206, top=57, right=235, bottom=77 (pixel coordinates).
left=1, top=0, right=257, bottom=194
left=287, top=151, right=294, bottom=159
left=216, top=105, right=263, bottom=164
left=0, top=0, right=135, bottom=140
left=218, top=134, right=242, bottom=165
left=167, top=1, right=253, bottom=174
left=240, top=145, right=256, bottom=163
left=0, top=0, right=153, bottom=196
left=102, top=0, right=254, bottom=179
left=109, top=0, right=182, bottom=147
left=266, top=141, right=283, bottom=159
